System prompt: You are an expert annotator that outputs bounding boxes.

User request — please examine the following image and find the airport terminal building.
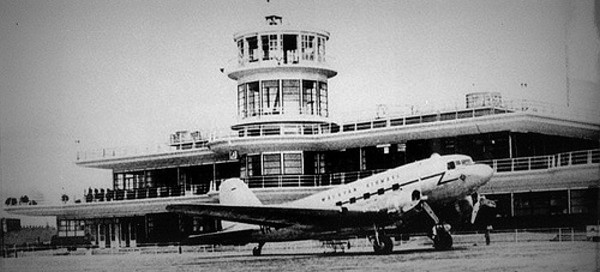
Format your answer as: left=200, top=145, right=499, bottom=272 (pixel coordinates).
left=6, top=15, right=599, bottom=248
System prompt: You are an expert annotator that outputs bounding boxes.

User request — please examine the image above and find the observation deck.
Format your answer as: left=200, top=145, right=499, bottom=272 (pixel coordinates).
left=224, top=15, right=337, bottom=80
left=75, top=98, right=600, bottom=170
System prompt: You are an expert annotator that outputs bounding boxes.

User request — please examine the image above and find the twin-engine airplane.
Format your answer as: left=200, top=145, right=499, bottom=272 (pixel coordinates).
left=167, top=153, right=494, bottom=256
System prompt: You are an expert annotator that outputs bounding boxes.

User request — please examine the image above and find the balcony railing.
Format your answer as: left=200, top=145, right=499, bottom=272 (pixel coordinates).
left=76, top=98, right=599, bottom=162
left=478, top=149, right=599, bottom=173
left=211, top=106, right=514, bottom=140
left=243, top=169, right=387, bottom=189
left=81, top=185, right=210, bottom=204
left=74, top=149, right=599, bottom=203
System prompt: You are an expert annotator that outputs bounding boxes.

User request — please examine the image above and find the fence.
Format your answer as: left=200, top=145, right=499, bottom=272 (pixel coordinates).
left=2, top=227, right=594, bottom=258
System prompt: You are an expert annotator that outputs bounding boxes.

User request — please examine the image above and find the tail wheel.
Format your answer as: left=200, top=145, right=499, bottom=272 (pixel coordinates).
left=372, top=235, right=393, bottom=254
left=433, top=230, right=453, bottom=251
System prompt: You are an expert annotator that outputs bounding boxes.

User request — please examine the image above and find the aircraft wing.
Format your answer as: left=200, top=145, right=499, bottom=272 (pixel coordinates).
left=166, top=204, right=386, bottom=229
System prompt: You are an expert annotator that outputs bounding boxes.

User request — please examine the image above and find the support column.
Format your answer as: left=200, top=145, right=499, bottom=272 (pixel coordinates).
left=114, top=220, right=120, bottom=248
left=510, top=192, right=515, bottom=217
left=297, top=34, right=302, bottom=62
left=257, top=35, right=263, bottom=60
left=567, top=189, right=571, bottom=214
left=508, top=132, right=513, bottom=159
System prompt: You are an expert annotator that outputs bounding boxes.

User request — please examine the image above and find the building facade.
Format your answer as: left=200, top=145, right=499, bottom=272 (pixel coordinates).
left=6, top=15, right=599, bottom=249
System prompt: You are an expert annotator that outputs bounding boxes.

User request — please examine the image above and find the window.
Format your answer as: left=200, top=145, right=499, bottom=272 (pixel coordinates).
left=447, top=161, right=456, bottom=170
left=283, top=153, right=302, bottom=174
left=302, top=80, right=317, bottom=115
left=263, top=153, right=282, bottom=175
left=247, top=82, right=259, bottom=116
left=319, top=82, right=328, bottom=117
left=262, top=35, right=279, bottom=61
left=317, top=37, right=326, bottom=62
left=282, top=80, right=300, bottom=114
left=314, top=153, right=326, bottom=174
left=57, top=219, right=86, bottom=237
left=262, top=80, right=280, bottom=114
left=282, top=34, right=298, bottom=64
left=238, top=84, right=246, bottom=117
left=114, top=174, right=124, bottom=190
left=247, top=155, right=261, bottom=176
left=240, top=155, right=247, bottom=178
left=570, top=189, right=597, bottom=214
left=301, top=35, right=315, bottom=60
left=247, top=36, right=258, bottom=62
left=237, top=39, right=244, bottom=63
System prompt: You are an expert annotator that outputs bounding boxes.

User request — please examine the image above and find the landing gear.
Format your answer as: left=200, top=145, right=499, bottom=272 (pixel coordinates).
left=432, top=224, right=453, bottom=250
left=422, top=201, right=453, bottom=251
left=252, top=242, right=265, bottom=256
left=370, top=225, right=394, bottom=254
left=372, top=235, right=393, bottom=254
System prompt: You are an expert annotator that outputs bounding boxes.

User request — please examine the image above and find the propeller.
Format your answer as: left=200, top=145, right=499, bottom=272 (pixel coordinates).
left=470, top=193, right=497, bottom=224
left=470, top=193, right=481, bottom=224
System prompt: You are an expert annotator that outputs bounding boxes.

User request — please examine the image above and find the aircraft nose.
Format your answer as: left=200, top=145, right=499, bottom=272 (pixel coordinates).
left=473, top=164, right=494, bottom=185
left=466, top=164, right=494, bottom=186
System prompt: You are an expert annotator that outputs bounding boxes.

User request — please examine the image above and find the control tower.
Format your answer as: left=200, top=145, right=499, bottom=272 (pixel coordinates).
left=225, top=15, right=337, bottom=134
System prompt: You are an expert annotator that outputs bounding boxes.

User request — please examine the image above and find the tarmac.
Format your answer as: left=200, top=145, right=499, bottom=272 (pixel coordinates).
left=1, top=239, right=598, bottom=272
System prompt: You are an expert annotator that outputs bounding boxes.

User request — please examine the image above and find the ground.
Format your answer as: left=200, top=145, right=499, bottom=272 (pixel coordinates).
left=0, top=241, right=597, bottom=272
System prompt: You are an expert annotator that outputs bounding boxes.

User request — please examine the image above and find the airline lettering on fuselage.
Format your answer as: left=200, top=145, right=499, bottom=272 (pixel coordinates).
left=335, top=171, right=448, bottom=207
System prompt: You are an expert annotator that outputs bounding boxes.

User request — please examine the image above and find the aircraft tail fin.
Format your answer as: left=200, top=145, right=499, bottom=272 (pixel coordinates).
left=218, top=178, right=262, bottom=231
left=219, top=178, right=262, bottom=206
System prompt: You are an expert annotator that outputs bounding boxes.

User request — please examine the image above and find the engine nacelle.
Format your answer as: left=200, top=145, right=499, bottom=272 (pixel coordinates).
left=381, top=191, right=415, bottom=214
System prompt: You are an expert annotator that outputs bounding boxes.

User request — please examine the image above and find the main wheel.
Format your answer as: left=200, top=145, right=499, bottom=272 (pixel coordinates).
left=372, top=235, right=393, bottom=254
left=433, top=230, right=453, bottom=250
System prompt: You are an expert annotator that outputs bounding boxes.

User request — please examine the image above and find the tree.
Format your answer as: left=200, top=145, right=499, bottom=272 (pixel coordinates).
left=5, top=197, right=17, bottom=206
left=19, top=195, right=29, bottom=205
left=61, top=194, right=69, bottom=203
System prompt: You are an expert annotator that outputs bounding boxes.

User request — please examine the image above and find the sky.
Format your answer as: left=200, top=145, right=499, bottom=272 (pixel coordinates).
left=1, top=0, right=598, bottom=225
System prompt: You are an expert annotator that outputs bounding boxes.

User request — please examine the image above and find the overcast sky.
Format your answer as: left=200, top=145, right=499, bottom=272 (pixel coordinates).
left=1, top=0, right=598, bottom=225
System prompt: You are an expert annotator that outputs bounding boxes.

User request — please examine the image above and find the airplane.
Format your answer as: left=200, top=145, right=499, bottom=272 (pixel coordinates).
left=167, top=153, right=494, bottom=256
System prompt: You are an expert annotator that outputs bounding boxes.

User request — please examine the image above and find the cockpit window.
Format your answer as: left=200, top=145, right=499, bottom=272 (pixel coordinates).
left=462, top=159, right=472, bottom=165
left=447, top=161, right=456, bottom=170
left=455, top=160, right=462, bottom=165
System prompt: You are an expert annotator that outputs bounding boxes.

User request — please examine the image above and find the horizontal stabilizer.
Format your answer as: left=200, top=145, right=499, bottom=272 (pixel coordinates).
left=186, top=228, right=256, bottom=245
